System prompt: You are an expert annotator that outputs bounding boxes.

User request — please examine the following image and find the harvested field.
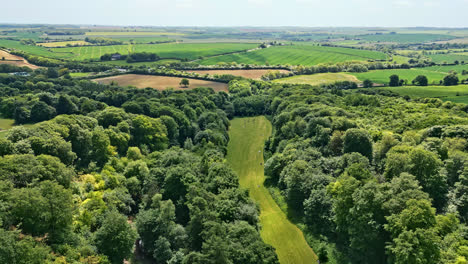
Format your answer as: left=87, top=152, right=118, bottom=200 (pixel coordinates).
left=187, top=69, right=290, bottom=80
left=0, top=49, right=20, bottom=60
left=39, top=41, right=90, bottom=47
left=0, top=50, right=41, bottom=69
left=94, top=74, right=228, bottom=92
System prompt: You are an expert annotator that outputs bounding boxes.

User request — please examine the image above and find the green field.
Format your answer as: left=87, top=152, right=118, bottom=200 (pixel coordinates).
left=85, top=31, right=185, bottom=36
left=377, top=85, right=468, bottom=104
left=350, top=68, right=448, bottom=84
left=0, top=118, right=15, bottom=138
left=199, top=45, right=388, bottom=66
left=99, top=59, right=180, bottom=67
left=0, top=39, right=73, bottom=59
left=70, top=72, right=94, bottom=78
left=0, top=40, right=258, bottom=61
left=51, top=42, right=258, bottom=61
left=227, top=117, right=317, bottom=264
left=428, top=53, right=468, bottom=64
left=357, top=33, right=456, bottom=43
left=110, top=37, right=174, bottom=43
left=391, top=55, right=411, bottom=64
left=422, top=64, right=468, bottom=74
left=273, top=73, right=359, bottom=86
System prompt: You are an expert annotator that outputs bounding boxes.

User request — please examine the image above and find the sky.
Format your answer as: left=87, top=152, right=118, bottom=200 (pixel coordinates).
left=2, top=0, right=467, bottom=28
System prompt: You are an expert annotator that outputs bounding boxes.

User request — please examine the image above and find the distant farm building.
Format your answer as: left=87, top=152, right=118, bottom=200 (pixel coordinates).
left=9, top=72, right=30, bottom=77
left=111, top=53, right=122, bottom=60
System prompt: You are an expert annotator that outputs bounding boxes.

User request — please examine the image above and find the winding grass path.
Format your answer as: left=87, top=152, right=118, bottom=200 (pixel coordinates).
left=227, top=116, right=317, bottom=264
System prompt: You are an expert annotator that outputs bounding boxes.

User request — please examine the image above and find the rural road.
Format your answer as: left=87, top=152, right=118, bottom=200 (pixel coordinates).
left=227, top=116, right=318, bottom=264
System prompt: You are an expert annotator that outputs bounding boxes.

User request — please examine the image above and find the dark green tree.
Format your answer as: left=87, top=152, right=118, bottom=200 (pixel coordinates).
left=413, top=75, right=428, bottom=86
left=389, top=75, right=400, bottom=87
left=343, top=128, right=373, bottom=161
left=94, top=210, right=137, bottom=264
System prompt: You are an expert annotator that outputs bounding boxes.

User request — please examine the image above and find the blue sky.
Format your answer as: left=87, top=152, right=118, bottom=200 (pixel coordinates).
left=2, top=0, right=467, bottom=27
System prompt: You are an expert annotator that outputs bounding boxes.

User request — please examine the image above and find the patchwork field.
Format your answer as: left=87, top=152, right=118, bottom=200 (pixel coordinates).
left=38, top=41, right=90, bottom=47
left=422, top=64, right=468, bottom=74
left=85, top=31, right=185, bottom=36
left=188, top=69, right=290, bottom=80
left=99, top=59, right=180, bottom=67
left=273, top=73, right=359, bottom=86
left=350, top=68, right=448, bottom=84
left=94, top=74, right=228, bottom=92
left=227, top=117, right=317, bottom=264
left=357, top=33, right=456, bottom=43
left=51, top=42, right=258, bottom=61
left=428, top=53, right=468, bottom=64
left=0, top=39, right=74, bottom=59
left=199, top=45, right=388, bottom=66
left=377, top=85, right=468, bottom=104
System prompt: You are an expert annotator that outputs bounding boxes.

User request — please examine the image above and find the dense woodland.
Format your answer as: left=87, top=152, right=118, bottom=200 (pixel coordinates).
left=0, top=71, right=277, bottom=263
left=0, top=58, right=468, bottom=264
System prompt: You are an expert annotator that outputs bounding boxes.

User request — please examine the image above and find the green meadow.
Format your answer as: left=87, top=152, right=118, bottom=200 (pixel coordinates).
left=350, top=68, right=448, bottom=84
left=199, top=45, right=388, bottom=66
left=377, top=85, right=468, bottom=104
left=428, top=53, right=468, bottom=64
left=52, top=42, right=258, bottom=61
left=227, top=117, right=317, bottom=264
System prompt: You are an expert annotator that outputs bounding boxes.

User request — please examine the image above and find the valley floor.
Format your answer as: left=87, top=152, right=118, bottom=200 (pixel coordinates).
left=227, top=116, right=317, bottom=264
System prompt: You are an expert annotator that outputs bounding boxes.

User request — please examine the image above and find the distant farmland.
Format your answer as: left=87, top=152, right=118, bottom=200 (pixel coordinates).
left=198, top=45, right=388, bottom=66
left=94, top=74, right=229, bottom=92
left=85, top=31, right=185, bottom=36
left=50, top=42, right=258, bottom=61
left=377, top=85, right=468, bottom=104
left=428, top=53, right=468, bottom=64
left=356, top=33, right=456, bottom=43
left=0, top=49, right=41, bottom=69
left=38, top=41, right=90, bottom=47
left=350, top=68, right=448, bottom=84
left=188, top=69, right=290, bottom=80
left=273, top=73, right=359, bottom=86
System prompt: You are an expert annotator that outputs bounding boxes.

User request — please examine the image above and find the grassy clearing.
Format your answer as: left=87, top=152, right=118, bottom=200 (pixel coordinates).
left=70, top=72, right=94, bottom=78
left=391, top=55, right=411, bottom=64
left=273, top=73, right=359, bottom=86
left=199, top=45, right=388, bottom=66
left=350, top=68, right=448, bottom=84
left=93, top=74, right=228, bottom=92
left=227, top=117, right=317, bottom=264
left=0, top=118, right=15, bottom=138
left=377, top=85, right=468, bottom=104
